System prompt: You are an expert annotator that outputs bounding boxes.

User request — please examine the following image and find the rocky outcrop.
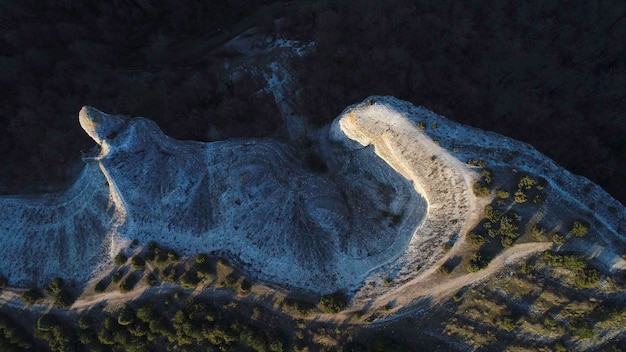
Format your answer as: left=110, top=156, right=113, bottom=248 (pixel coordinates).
left=1, top=97, right=623, bottom=293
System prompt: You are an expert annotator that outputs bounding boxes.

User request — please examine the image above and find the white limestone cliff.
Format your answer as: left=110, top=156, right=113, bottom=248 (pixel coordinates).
left=0, top=97, right=623, bottom=294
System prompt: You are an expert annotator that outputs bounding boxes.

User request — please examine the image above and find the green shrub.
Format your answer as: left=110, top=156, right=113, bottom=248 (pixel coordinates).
left=473, top=182, right=490, bottom=197
left=543, top=316, right=558, bottom=329
left=0, top=275, right=7, bottom=289
left=569, top=320, right=594, bottom=339
left=111, top=269, right=124, bottom=283
left=467, top=232, right=486, bottom=246
left=167, top=250, right=179, bottom=262
left=467, top=252, right=490, bottom=273
left=148, top=241, right=159, bottom=251
left=569, top=221, right=589, bottom=237
left=530, top=225, right=545, bottom=240
left=320, top=291, right=349, bottom=313
left=439, top=262, right=454, bottom=275
left=574, top=269, right=600, bottom=289
left=114, top=253, right=127, bottom=266
left=118, top=306, right=135, bottom=326
left=223, top=274, right=238, bottom=287
left=195, top=253, right=207, bottom=264
left=95, top=279, right=109, bottom=293
left=563, top=254, right=586, bottom=270
left=53, top=289, right=74, bottom=308
left=552, top=233, right=565, bottom=245
left=37, top=314, right=58, bottom=332
left=467, top=159, right=487, bottom=168
left=518, top=175, right=537, bottom=190
left=131, top=256, right=146, bottom=269
left=136, top=306, right=156, bottom=323
left=283, top=298, right=317, bottom=315
left=496, top=189, right=510, bottom=199
left=238, top=279, right=252, bottom=295
left=145, top=273, right=158, bottom=286
left=180, top=271, right=200, bottom=289
left=44, top=277, right=65, bottom=296
left=514, top=190, right=527, bottom=203
left=481, top=169, right=493, bottom=185
left=78, top=316, right=93, bottom=330
left=21, top=288, right=43, bottom=305
left=120, top=273, right=139, bottom=293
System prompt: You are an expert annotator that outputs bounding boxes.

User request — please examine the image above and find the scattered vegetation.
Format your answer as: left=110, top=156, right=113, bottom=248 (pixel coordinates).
left=569, top=220, right=590, bottom=237
left=131, top=256, right=146, bottom=269
left=114, top=253, right=128, bottom=266
left=20, top=288, right=44, bottom=306
left=467, top=252, right=490, bottom=273
left=320, top=291, right=349, bottom=313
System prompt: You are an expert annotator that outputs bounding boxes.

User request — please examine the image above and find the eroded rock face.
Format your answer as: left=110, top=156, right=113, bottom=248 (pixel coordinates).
left=0, top=105, right=428, bottom=292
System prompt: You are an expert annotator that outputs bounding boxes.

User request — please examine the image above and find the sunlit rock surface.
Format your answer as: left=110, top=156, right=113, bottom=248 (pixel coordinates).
left=0, top=104, right=429, bottom=292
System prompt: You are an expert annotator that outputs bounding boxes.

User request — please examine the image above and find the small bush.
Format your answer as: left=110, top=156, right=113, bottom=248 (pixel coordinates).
left=112, top=269, right=124, bottom=283
left=481, top=169, right=493, bottom=185
left=145, top=273, right=158, bottom=286
left=118, top=306, right=135, bottom=326
left=120, top=273, right=139, bottom=293
left=533, top=194, right=546, bottom=204
left=148, top=241, right=159, bottom=251
left=569, top=320, right=594, bottom=339
left=195, top=253, right=208, bottom=264
left=53, top=289, right=75, bottom=308
left=114, top=253, right=127, bottom=266
left=543, top=316, right=558, bottom=329
left=0, top=275, right=7, bottom=289
left=563, top=254, right=586, bottom=270
left=473, top=182, right=490, bottom=197
left=518, top=175, right=537, bottom=190
left=514, top=190, right=527, bottom=203
left=238, top=279, right=252, bottom=295
left=167, top=250, right=179, bottom=262
left=131, top=256, right=146, bottom=269
left=21, top=288, right=43, bottom=305
left=569, top=221, right=589, bottom=237
left=94, top=279, right=109, bottom=293
left=530, top=225, right=545, bottom=240
left=180, top=271, right=200, bottom=289
left=496, top=189, right=510, bottom=199
left=44, top=277, right=65, bottom=296
left=320, top=291, right=349, bottom=313
left=552, top=233, right=565, bottom=245
left=223, top=274, right=238, bottom=287
left=574, top=269, right=601, bottom=289
left=467, top=232, right=486, bottom=246
left=78, top=316, right=93, bottom=330
left=439, top=263, right=453, bottom=275
left=283, top=298, right=317, bottom=315
left=467, top=252, right=490, bottom=273
left=37, top=314, right=57, bottom=332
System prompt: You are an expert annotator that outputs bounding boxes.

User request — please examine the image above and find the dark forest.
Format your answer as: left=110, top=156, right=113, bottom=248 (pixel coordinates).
left=0, top=0, right=624, bottom=205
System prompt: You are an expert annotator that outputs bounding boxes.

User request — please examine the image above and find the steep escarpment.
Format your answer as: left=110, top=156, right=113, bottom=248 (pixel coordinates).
left=325, top=99, right=482, bottom=289
left=0, top=105, right=432, bottom=292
